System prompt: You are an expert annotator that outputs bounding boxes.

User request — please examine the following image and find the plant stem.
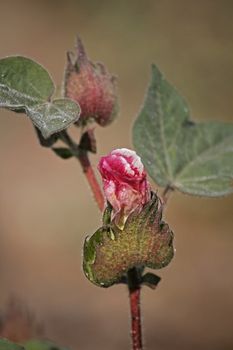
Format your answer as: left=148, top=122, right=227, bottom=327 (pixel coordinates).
left=127, top=268, right=143, bottom=350
left=59, top=130, right=105, bottom=211
left=162, top=185, right=174, bottom=205
left=78, top=152, right=105, bottom=211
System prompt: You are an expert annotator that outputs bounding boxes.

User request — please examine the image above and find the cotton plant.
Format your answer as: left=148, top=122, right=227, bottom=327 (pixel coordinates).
left=0, top=37, right=232, bottom=350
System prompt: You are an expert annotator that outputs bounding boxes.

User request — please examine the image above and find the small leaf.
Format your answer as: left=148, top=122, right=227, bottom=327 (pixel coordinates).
left=24, top=340, right=70, bottom=350
left=83, top=193, right=174, bottom=287
left=0, top=57, right=81, bottom=138
left=141, top=272, right=161, bottom=289
left=0, top=339, right=24, bottom=350
left=79, top=129, right=96, bottom=153
left=27, top=98, right=80, bottom=138
left=133, top=64, right=233, bottom=197
left=0, top=56, right=54, bottom=109
left=52, top=147, right=73, bottom=159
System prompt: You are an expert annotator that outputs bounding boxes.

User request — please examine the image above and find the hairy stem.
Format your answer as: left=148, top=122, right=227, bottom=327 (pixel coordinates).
left=127, top=268, right=143, bottom=350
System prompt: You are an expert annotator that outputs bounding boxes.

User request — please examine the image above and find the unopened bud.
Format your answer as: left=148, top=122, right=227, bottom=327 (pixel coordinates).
left=64, top=37, right=118, bottom=127
left=98, top=148, right=151, bottom=226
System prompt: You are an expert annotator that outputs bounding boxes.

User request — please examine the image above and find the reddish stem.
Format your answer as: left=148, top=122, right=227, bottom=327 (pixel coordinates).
left=78, top=152, right=105, bottom=211
left=128, top=268, right=143, bottom=350
left=129, top=289, right=142, bottom=350
left=59, top=130, right=105, bottom=211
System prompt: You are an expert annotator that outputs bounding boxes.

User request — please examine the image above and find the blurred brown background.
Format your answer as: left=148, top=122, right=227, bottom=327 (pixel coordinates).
left=0, top=1, right=233, bottom=349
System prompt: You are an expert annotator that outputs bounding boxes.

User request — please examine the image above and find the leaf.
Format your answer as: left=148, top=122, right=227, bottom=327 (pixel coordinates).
left=83, top=193, right=174, bottom=287
left=79, top=129, right=97, bottom=153
left=0, top=339, right=24, bottom=350
left=133, top=64, right=233, bottom=197
left=24, top=340, right=70, bottom=350
left=141, top=272, right=161, bottom=289
left=27, top=99, right=80, bottom=139
left=52, top=147, right=73, bottom=159
left=0, top=56, right=80, bottom=138
left=0, top=56, right=54, bottom=109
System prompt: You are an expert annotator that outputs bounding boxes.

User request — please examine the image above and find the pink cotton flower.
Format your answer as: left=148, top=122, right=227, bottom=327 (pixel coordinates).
left=98, top=148, right=151, bottom=222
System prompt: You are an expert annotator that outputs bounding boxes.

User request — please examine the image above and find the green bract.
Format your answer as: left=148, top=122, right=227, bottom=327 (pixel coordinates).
left=0, top=56, right=80, bottom=138
left=83, top=193, right=174, bottom=287
left=133, top=64, right=233, bottom=197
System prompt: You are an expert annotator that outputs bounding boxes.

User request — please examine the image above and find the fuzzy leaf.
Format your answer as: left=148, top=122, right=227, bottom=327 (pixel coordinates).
left=83, top=194, right=174, bottom=287
left=133, top=64, right=233, bottom=197
left=27, top=99, right=80, bottom=139
left=24, top=340, right=69, bottom=350
left=0, top=339, right=24, bottom=350
left=0, top=56, right=80, bottom=138
left=0, top=56, right=54, bottom=109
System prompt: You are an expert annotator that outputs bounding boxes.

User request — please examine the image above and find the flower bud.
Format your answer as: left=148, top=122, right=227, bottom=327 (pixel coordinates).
left=98, top=148, right=151, bottom=224
left=64, top=37, right=118, bottom=127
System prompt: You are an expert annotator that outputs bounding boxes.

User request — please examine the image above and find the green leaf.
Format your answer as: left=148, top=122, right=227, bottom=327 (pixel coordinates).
left=27, top=98, right=80, bottom=139
left=133, top=64, right=233, bottom=197
left=0, top=339, right=24, bottom=350
left=79, top=129, right=97, bottom=153
left=0, top=56, right=54, bottom=109
left=24, top=339, right=70, bottom=350
left=141, top=272, right=161, bottom=289
left=0, top=56, right=80, bottom=138
left=83, top=193, right=174, bottom=287
left=52, top=147, right=73, bottom=159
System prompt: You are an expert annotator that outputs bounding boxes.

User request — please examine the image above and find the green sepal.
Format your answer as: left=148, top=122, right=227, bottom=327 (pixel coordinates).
left=102, top=202, right=112, bottom=225
left=83, top=193, right=174, bottom=288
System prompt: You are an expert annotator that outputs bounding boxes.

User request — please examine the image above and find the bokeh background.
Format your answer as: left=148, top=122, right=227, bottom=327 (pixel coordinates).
left=0, top=1, right=233, bottom=349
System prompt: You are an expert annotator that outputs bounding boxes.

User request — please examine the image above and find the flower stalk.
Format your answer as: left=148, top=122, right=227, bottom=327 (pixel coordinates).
left=127, top=268, right=143, bottom=350
left=59, top=130, right=104, bottom=211
left=78, top=152, right=105, bottom=211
